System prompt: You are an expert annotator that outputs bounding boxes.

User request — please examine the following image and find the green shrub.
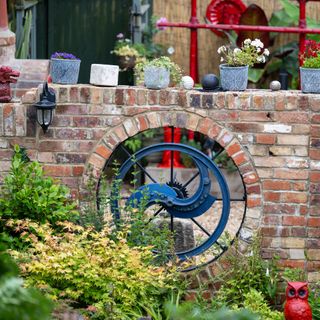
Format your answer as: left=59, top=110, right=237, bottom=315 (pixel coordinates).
left=0, top=145, right=77, bottom=225
left=214, top=237, right=279, bottom=306
left=239, top=289, right=283, bottom=320
left=165, top=301, right=258, bottom=320
left=0, top=236, right=53, bottom=320
left=13, top=221, right=185, bottom=319
left=303, top=54, right=320, bottom=68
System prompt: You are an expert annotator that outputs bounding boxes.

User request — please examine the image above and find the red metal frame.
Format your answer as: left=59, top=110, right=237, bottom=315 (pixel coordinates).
left=0, top=0, right=9, bottom=30
left=157, top=0, right=320, bottom=82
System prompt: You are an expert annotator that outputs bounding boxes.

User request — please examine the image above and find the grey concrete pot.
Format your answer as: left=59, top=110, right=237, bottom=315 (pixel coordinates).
left=50, top=58, right=81, bottom=84
left=219, top=64, right=248, bottom=91
left=144, top=66, right=170, bottom=89
left=300, top=67, right=320, bottom=93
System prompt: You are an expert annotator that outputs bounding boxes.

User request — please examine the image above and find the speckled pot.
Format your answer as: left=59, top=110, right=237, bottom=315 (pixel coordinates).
left=144, top=66, right=170, bottom=89
left=219, top=64, right=248, bottom=91
left=300, top=67, right=320, bottom=93
left=50, top=58, right=81, bottom=84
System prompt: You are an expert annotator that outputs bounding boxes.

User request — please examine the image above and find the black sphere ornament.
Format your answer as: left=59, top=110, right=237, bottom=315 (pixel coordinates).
left=201, top=74, right=219, bottom=91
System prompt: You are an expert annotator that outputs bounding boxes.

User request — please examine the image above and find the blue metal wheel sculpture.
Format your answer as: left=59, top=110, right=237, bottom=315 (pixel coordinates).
left=110, top=142, right=232, bottom=265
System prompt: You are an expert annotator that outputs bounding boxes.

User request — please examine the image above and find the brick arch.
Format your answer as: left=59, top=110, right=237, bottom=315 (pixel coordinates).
left=81, top=110, right=263, bottom=245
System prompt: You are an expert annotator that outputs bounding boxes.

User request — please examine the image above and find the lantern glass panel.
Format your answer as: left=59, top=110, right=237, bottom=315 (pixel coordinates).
left=43, top=109, right=52, bottom=125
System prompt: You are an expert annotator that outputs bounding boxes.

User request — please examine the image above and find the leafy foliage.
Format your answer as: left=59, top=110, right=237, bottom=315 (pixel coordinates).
left=165, top=301, right=258, bottom=320
left=218, top=39, right=269, bottom=67
left=135, top=56, right=183, bottom=85
left=13, top=221, right=184, bottom=319
left=0, top=237, right=53, bottom=320
left=213, top=237, right=279, bottom=307
left=238, top=289, right=283, bottom=320
left=0, top=145, right=78, bottom=249
left=0, top=145, right=77, bottom=225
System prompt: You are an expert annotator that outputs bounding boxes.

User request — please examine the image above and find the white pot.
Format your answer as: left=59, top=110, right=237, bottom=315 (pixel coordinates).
left=90, top=64, right=119, bottom=86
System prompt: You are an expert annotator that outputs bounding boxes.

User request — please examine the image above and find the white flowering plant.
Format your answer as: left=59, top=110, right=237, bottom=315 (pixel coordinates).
left=218, top=38, right=270, bottom=67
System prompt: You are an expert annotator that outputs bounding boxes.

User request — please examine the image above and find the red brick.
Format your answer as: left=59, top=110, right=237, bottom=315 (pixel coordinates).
left=43, top=165, right=72, bottom=177
left=233, top=152, right=247, bottom=166
left=264, top=192, right=281, bottom=202
left=243, top=172, right=259, bottom=184
left=282, top=192, right=308, bottom=203
left=311, top=114, right=320, bottom=124
left=247, top=197, right=262, bottom=207
left=264, top=204, right=296, bottom=215
left=311, top=125, right=320, bottom=137
left=226, top=142, right=241, bottom=156
left=283, top=216, right=306, bottom=226
left=311, top=171, right=320, bottom=182
left=256, top=134, right=276, bottom=145
left=292, top=181, right=308, bottom=191
left=274, top=112, right=309, bottom=123
left=80, top=87, right=90, bottom=103
left=263, top=180, right=291, bottom=190
left=308, top=218, right=320, bottom=227
left=125, top=89, right=136, bottom=106
left=72, top=166, right=84, bottom=176
left=135, top=115, right=148, bottom=132
left=239, top=111, right=271, bottom=122
left=115, top=88, right=124, bottom=105
left=197, top=118, right=215, bottom=136
left=95, top=144, right=111, bottom=159
left=310, top=149, right=320, bottom=160
left=274, top=169, right=309, bottom=180
left=69, top=86, right=79, bottom=103
left=246, top=184, right=261, bottom=194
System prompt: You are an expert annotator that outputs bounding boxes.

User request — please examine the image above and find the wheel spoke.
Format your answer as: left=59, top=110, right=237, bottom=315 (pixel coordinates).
left=182, top=171, right=200, bottom=189
left=120, top=144, right=158, bottom=183
left=191, top=218, right=210, bottom=237
left=147, top=207, right=164, bottom=224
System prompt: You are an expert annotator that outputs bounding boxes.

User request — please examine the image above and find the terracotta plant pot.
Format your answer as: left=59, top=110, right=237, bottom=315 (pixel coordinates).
left=219, top=64, right=248, bottom=91
left=300, top=67, right=320, bottom=93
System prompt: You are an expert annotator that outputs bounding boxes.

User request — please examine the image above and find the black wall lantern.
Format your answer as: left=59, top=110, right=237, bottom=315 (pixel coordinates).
left=34, top=83, right=56, bottom=133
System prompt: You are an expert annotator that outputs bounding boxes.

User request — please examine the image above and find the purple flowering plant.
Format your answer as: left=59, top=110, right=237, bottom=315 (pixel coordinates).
left=51, top=52, right=80, bottom=60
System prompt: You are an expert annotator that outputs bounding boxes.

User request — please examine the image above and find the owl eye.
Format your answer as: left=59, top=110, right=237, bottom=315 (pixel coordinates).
left=299, top=289, right=306, bottom=297
left=289, top=289, right=295, bottom=297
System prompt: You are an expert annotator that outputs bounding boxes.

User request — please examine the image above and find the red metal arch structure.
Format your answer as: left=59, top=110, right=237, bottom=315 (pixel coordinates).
left=157, top=0, right=320, bottom=82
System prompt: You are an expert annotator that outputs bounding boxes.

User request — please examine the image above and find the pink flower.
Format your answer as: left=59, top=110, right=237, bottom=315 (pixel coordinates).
left=116, top=33, right=124, bottom=39
left=156, top=17, right=168, bottom=31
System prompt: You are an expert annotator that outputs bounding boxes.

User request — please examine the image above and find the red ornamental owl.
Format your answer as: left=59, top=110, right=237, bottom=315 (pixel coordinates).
left=284, top=282, right=312, bottom=320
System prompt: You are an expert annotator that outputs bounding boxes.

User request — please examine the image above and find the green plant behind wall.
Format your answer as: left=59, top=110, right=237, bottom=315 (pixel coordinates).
left=0, top=145, right=78, bottom=248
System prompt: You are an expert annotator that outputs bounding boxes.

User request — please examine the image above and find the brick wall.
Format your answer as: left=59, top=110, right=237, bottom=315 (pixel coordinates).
left=0, top=85, right=319, bottom=281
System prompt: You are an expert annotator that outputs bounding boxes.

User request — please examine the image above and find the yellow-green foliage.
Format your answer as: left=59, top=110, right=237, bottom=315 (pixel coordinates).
left=13, top=221, right=182, bottom=319
left=236, top=289, right=283, bottom=320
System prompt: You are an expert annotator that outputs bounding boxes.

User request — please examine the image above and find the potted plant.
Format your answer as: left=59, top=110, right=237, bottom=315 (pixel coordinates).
left=111, top=33, right=145, bottom=70
left=300, top=40, right=320, bottom=93
left=217, top=39, right=269, bottom=91
left=135, top=56, right=182, bottom=89
left=50, top=52, right=81, bottom=85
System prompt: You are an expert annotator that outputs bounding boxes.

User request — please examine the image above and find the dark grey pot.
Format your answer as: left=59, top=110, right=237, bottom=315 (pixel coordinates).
left=300, top=67, right=320, bottom=93
left=50, top=58, right=81, bottom=84
left=144, top=66, right=170, bottom=89
left=219, top=64, right=248, bottom=91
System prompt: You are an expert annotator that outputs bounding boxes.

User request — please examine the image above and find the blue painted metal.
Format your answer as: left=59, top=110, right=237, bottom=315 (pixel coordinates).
left=111, top=143, right=230, bottom=260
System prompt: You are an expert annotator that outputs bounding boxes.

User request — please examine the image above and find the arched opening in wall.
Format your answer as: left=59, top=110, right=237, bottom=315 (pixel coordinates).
left=98, top=126, right=246, bottom=270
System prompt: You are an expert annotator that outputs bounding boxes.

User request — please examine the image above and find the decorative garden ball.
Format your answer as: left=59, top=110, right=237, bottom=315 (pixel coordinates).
left=201, top=74, right=219, bottom=91
left=270, top=80, right=281, bottom=91
left=181, top=76, right=194, bottom=90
